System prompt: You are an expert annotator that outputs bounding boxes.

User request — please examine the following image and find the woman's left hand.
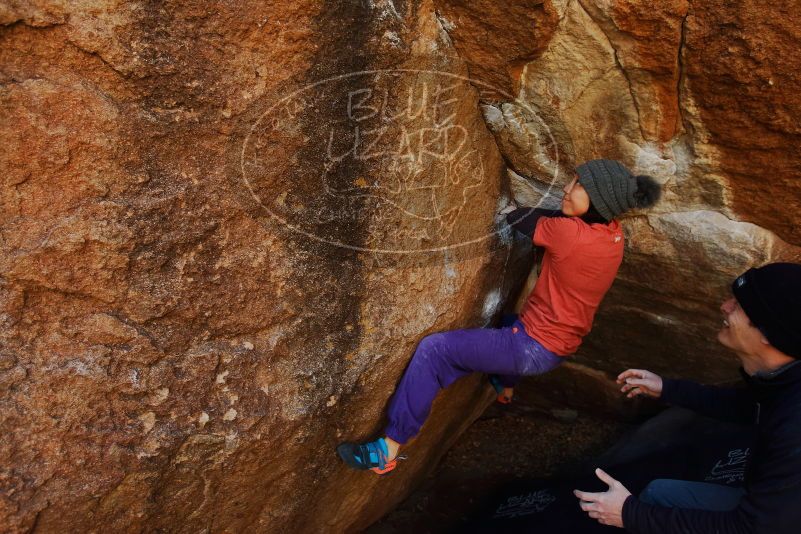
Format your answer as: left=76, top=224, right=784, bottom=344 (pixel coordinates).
left=499, top=200, right=518, bottom=215
left=573, top=468, right=631, bottom=528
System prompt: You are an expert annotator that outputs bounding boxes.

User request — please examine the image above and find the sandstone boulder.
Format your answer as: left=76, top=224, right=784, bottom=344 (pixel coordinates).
left=0, top=1, right=523, bottom=531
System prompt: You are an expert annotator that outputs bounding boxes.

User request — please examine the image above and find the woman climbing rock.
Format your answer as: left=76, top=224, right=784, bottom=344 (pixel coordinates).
left=337, top=159, right=662, bottom=475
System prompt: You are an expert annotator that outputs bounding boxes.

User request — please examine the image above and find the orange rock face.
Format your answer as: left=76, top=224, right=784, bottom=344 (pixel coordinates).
left=580, top=0, right=689, bottom=142
left=683, top=0, right=801, bottom=245
left=432, top=0, right=559, bottom=100
left=0, top=1, right=521, bottom=531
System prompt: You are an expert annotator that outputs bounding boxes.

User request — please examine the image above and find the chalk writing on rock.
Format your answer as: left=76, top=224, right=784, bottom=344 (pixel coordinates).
left=241, top=69, right=557, bottom=254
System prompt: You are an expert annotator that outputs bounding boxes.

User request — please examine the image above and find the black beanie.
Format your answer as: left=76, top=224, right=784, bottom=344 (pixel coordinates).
left=732, top=263, right=801, bottom=359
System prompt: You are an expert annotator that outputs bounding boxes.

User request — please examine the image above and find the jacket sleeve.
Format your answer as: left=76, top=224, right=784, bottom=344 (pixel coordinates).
left=623, top=422, right=801, bottom=534
left=505, top=207, right=563, bottom=238
left=660, top=378, right=757, bottom=424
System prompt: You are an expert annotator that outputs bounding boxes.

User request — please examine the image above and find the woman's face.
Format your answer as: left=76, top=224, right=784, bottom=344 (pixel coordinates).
left=561, top=174, right=591, bottom=216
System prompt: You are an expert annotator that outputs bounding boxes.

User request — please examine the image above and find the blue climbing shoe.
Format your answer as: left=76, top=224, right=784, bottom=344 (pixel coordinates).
left=489, top=374, right=513, bottom=404
left=337, top=437, right=397, bottom=475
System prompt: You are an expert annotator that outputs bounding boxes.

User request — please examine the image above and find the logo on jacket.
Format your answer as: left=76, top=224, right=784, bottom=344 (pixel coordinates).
left=704, top=448, right=750, bottom=484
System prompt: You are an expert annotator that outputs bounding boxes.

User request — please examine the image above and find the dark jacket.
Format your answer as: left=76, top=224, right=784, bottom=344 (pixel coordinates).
left=622, top=360, right=801, bottom=533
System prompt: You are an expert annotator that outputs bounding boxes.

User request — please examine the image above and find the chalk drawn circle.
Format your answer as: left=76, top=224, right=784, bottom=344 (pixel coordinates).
left=240, top=69, right=560, bottom=254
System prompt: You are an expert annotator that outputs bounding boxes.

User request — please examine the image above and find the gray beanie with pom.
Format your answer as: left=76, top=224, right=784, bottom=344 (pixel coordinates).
left=576, top=159, right=638, bottom=221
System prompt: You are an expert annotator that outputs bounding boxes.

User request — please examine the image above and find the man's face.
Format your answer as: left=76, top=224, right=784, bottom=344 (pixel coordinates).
left=717, top=296, right=767, bottom=355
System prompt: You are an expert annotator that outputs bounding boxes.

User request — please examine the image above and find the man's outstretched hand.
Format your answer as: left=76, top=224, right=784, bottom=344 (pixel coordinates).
left=574, top=468, right=631, bottom=528
left=617, top=369, right=663, bottom=399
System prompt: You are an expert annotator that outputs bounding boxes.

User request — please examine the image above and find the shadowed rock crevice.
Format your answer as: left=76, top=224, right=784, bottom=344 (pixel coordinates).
left=263, top=3, right=378, bottom=528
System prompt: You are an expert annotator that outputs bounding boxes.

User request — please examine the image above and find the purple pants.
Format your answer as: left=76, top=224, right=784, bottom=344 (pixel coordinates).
left=384, top=316, right=563, bottom=444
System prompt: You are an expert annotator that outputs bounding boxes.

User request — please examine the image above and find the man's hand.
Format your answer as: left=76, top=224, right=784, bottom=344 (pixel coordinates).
left=617, top=369, right=663, bottom=399
left=574, top=468, right=631, bottom=528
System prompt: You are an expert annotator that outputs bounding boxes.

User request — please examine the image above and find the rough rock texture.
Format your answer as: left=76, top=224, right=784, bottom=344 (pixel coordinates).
left=682, top=0, right=801, bottom=245
left=4, top=0, right=801, bottom=532
left=579, top=0, right=688, bottom=143
left=432, top=0, right=559, bottom=100
left=0, top=1, right=523, bottom=531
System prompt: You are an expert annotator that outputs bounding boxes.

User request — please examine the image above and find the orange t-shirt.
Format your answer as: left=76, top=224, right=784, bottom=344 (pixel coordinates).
left=519, top=216, right=624, bottom=356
